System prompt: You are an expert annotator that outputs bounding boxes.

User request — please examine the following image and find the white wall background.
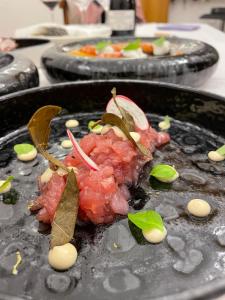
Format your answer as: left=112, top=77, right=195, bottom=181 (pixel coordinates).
left=169, top=0, right=225, bottom=30
left=0, top=0, right=225, bottom=36
left=0, top=0, right=63, bottom=36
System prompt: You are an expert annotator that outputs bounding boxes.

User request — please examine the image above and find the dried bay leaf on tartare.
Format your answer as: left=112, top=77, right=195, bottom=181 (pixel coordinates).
left=51, top=170, right=79, bottom=248
left=28, top=105, right=67, bottom=170
left=111, top=87, right=135, bottom=132
left=102, top=113, right=151, bottom=158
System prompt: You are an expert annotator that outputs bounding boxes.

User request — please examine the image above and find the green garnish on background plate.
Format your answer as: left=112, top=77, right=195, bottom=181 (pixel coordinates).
left=128, top=210, right=164, bottom=232
left=153, top=37, right=166, bottom=47
left=96, top=41, right=111, bottom=51
left=14, top=144, right=35, bottom=155
left=123, top=39, right=141, bottom=51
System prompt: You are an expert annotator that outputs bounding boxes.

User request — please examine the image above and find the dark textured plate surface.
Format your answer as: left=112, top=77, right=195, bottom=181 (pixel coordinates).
left=0, top=80, right=225, bottom=300
left=41, top=37, right=219, bottom=87
left=0, top=52, right=39, bottom=96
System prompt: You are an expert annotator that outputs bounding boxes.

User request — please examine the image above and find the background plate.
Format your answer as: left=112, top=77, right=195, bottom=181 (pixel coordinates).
left=41, top=37, right=219, bottom=87
left=0, top=52, right=39, bottom=96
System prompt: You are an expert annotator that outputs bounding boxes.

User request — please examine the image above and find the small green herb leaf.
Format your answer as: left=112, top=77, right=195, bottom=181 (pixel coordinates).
left=150, top=164, right=179, bottom=183
left=96, top=41, right=111, bottom=51
left=153, top=37, right=166, bottom=47
left=216, top=145, right=225, bottom=156
left=124, top=39, right=141, bottom=51
left=0, top=176, right=14, bottom=193
left=14, top=144, right=35, bottom=155
left=159, top=115, right=171, bottom=130
left=88, top=121, right=103, bottom=134
left=128, top=210, right=164, bottom=231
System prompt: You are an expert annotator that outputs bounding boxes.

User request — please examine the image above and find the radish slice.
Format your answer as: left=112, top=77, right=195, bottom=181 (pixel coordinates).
left=106, top=95, right=149, bottom=131
left=67, top=129, right=99, bottom=171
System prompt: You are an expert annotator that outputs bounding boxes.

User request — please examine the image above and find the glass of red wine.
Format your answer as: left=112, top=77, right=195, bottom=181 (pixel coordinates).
left=41, top=0, right=60, bottom=23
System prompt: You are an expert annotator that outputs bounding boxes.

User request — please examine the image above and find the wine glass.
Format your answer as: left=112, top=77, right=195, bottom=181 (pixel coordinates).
left=95, top=0, right=110, bottom=11
left=41, top=0, right=61, bottom=23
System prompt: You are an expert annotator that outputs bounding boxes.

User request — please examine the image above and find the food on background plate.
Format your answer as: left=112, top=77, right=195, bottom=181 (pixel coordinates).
left=69, top=37, right=174, bottom=59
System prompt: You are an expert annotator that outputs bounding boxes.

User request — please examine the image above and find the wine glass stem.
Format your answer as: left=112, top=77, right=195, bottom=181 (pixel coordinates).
left=51, top=10, right=55, bottom=23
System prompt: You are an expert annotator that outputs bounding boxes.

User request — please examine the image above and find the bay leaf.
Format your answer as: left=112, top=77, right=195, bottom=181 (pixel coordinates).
left=102, top=113, right=151, bottom=158
left=28, top=105, right=67, bottom=170
left=111, top=87, right=135, bottom=132
left=51, top=170, right=79, bottom=248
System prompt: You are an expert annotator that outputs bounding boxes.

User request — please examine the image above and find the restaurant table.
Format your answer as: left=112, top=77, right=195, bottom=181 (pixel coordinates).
left=13, top=23, right=225, bottom=98
left=10, top=23, right=225, bottom=300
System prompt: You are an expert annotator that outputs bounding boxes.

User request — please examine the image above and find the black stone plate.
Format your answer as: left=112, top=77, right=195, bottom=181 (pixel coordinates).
left=0, top=80, right=225, bottom=300
left=41, top=37, right=219, bottom=87
left=0, top=52, right=39, bottom=96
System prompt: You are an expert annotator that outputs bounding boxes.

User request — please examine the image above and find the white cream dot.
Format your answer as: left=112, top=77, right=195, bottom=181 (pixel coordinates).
left=65, top=119, right=79, bottom=128
left=17, top=148, right=37, bottom=161
left=187, top=199, right=211, bottom=217
left=48, top=243, right=77, bottom=270
left=142, top=227, right=167, bottom=244
left=40, top=168, right=54, bottom=184
left=112, top=126, right=127, bottom=140
left=61, top=140, right=73, bottom=149
left=208, top=151, right=225, bottom=162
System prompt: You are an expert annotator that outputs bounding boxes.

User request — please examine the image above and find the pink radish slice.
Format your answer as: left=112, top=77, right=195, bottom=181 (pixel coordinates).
left=106, top=95, right=149, bottom=131
left=67, top=129, right=99, bottom=171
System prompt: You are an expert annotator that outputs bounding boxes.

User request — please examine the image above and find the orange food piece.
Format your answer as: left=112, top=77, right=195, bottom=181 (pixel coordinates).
left=69, top=50, right=94, bottom=57
left=98, top=51, right=122, bottom=58
left=141, top=42, right=153, bottom=54
left=78, top=45, right=97, bottom=56
left=111, top=43, right=126, bottom=52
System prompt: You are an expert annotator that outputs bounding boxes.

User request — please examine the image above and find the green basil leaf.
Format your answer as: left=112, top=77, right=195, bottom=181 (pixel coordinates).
left=88, top=121, right=103, bottom=134
left=153, top=37, right=166, bottom=47
left=124, top=39, right=141, bottom=51
left=216, top=145, right=225, bottom=156
left=150, top=164, right=179, bottom=183
left=96, top=41, right=111, bottom=51
left=14, top=144, right=35, bottom=155
left=128, top=210, right=164, bottom=231
left=0, top=176, right=14, bottom=193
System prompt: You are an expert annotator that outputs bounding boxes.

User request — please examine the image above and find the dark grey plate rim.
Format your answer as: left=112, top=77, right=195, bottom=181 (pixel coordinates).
left=1, top=79, right=224, bottom=103
left=0, top=79, right=225, bottom=300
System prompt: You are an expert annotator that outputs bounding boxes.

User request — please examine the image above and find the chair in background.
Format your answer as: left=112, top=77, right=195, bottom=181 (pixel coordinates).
left=200, top=7, right=225, bottom=31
